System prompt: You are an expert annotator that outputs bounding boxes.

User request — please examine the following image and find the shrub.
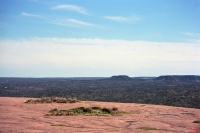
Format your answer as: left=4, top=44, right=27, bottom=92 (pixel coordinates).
left=102, top=108, right=111, bottom=114
left=70, top=97, right=78, bottom=103
left=83, top=108, right=92, bottom=113
left=112, top=107, right=118, bottom=111
left=91, top=106, right=101, bottom=110
left=50, top=108, right=58, bottom=112
left=24, top=97, right=79, bottom=104
left=193, top=120, right=200, bottom=123
left=51, top=124, right=65, bottom=126
left=46, top=106, right=130, bottom=116
left=136, top=126, right=157, bottom=130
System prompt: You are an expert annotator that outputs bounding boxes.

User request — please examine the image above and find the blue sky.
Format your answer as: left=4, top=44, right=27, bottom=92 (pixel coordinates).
left=0, top=0, right=200, bottom=77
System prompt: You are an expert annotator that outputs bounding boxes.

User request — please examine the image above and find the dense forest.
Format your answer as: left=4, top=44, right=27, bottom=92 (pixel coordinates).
left=0, top=75, right=200, bottom=109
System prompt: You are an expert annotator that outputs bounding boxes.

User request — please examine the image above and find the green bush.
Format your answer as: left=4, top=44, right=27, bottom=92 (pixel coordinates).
left=91, top=106, right=101, bottom=110
left=46, top=106, right=129, bottom=116
left=102, top=108, right=111, bottom=114
left=112, top=107, right=118, bottom=111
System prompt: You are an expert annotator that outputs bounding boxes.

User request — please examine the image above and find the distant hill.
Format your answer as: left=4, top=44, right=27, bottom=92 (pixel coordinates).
left=108, top=75, right=132, bottom=81
left=132, top=77, right=156, bottom=80
left=155, top=75, right=200, bottom=82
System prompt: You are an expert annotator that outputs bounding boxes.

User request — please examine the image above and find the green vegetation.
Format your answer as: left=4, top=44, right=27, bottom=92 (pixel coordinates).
left=193, top=120, right=200, bottom=123
left=136, top=126, right=157, bottom=130
left=46, top=106, right=129, bottom=116
left=1, top=77, right=200, bottom=109
left=51, top=124, right=65, bottom=126
left=25, top=97, right=78, bottom=104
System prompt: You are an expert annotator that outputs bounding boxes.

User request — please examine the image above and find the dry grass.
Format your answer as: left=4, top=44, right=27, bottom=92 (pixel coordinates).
left=25, top=97, right=78, bottom=104
left=193, top=120, right=200, bottom=124
left=136, top=126, right=157, bottom=130
left=51, top=124, right=65, bottom=126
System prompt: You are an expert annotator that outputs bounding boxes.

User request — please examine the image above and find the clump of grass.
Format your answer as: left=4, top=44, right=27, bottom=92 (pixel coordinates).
left=136, top=126, right=157, bottom=130
left=193, top=120, right=200, bottom=123
left=112, top=107, right=118, bottom=111
left=46, top=106, right=130, bottom=116
left=51, top=124, right=65, bottom=126
left=25, top=97, right=79, bottom=104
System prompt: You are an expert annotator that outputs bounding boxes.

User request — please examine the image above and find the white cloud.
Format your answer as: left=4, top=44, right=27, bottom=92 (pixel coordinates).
left=181, top=32, right=200, bottom=37
left=21, top=12, right=43, bottom=18
left=51, top=5, right=89, bottom=15
left=181, top=32, right=200, bottom=43
left=48, top=19, right=98, bottom=27
left=1, top=38, right=200, bottom=77
left=67, top=19, right=96, bottom=27
left=104, top=15, right=141, bottom=22
left=47, top=20, right=77, bottom=27
left=104, top=16, right=129, bottom=22
left=155, top=33, right=162, bottom=37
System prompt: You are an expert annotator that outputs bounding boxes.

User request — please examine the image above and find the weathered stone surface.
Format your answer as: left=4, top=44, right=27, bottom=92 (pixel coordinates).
left=0, top=97, right=200, bottom=133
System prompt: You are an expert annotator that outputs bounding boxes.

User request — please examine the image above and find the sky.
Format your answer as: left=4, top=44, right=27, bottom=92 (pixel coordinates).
left=0, top=0, right=200, bottom=77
